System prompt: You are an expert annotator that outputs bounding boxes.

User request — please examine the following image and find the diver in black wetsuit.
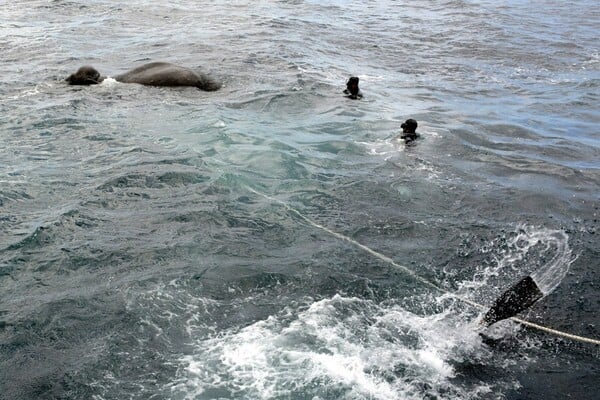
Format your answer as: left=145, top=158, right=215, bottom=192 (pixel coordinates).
left=343, top=76, right=362, bottom=99
left=399, top=118, right=419, bottom=143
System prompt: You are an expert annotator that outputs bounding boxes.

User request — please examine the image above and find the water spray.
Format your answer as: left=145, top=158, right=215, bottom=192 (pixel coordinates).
left=245, top=185, right=600, bottom=346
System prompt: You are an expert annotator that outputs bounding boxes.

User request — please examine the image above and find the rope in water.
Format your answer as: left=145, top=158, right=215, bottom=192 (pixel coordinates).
left=245, top=185, right=600, bottom=346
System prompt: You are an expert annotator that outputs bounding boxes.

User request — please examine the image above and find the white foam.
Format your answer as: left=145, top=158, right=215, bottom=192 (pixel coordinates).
left=6, top=82, right=50, bottom=100
left=357, top=132, right=444, bottom=180
left=99, top=77, right=119, bottom=86
left=356, top=138, right=405, bottom=159
left=357, top=74, right=385, bottom=82
left=171, top=295, right=496, bottom=400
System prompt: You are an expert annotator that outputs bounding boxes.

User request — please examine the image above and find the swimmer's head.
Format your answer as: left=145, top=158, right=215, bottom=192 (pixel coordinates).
left=346, top=76, right=360, bottom=96
left=401, top=118, right=418, bottom=133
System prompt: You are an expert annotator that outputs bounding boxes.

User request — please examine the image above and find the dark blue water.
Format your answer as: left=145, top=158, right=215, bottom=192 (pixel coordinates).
left=1, top=1, right=599, bottom=399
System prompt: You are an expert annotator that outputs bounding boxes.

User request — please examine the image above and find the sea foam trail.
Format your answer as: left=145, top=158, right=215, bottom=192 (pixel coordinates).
left=171, top=295, right=495, bottom=400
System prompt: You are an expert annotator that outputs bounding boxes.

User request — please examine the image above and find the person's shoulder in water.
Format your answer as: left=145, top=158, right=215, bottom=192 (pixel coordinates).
left=343, top=76, right=363, bottom=99
left=399, top=118, right=419, bottom=143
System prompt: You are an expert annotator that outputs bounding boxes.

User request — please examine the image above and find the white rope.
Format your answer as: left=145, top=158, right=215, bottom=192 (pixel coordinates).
left=245, top=185, right=600, bottom=346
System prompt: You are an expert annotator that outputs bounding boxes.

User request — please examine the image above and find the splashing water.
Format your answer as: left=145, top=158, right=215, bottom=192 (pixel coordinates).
left=456, top=225, right=576, bottom=304
left=491, top=225, right=575, bottom=296
left=527, top=229, right=575, bottom=295
left=170, top=295, right=501, bottom=400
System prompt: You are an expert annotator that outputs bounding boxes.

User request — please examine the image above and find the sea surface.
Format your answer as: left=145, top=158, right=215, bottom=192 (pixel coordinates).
left=1, top=1, right=599, bottom=399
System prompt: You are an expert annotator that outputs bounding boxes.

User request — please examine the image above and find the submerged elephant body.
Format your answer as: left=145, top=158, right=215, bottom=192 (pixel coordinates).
left=66, top=62, right=221, bottom=91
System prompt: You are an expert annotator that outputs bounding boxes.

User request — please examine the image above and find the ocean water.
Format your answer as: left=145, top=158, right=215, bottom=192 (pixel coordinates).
left=1, top=1, right=599, bottom=399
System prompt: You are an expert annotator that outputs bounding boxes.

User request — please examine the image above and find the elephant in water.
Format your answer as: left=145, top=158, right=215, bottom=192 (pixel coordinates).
left=66, top=61, right=221, bottom=91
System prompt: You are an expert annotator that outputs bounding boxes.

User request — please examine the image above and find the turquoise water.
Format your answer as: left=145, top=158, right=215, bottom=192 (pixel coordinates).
left=1, top=1, right=599, bottom=399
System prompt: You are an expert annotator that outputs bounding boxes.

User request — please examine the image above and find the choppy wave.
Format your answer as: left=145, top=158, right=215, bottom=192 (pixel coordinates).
left=1, top=0, right=599, bottom=399
left=171, top=295, right=500, bottom=400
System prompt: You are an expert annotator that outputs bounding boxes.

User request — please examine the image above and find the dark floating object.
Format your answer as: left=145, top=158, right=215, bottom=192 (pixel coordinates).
left=400, top=118, right=418, bottom=143
left=482, top=276, right=544, bottom=326
left=343, top=76, right=362, bottom=99
left=66, top=62, right=221, bottom=91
